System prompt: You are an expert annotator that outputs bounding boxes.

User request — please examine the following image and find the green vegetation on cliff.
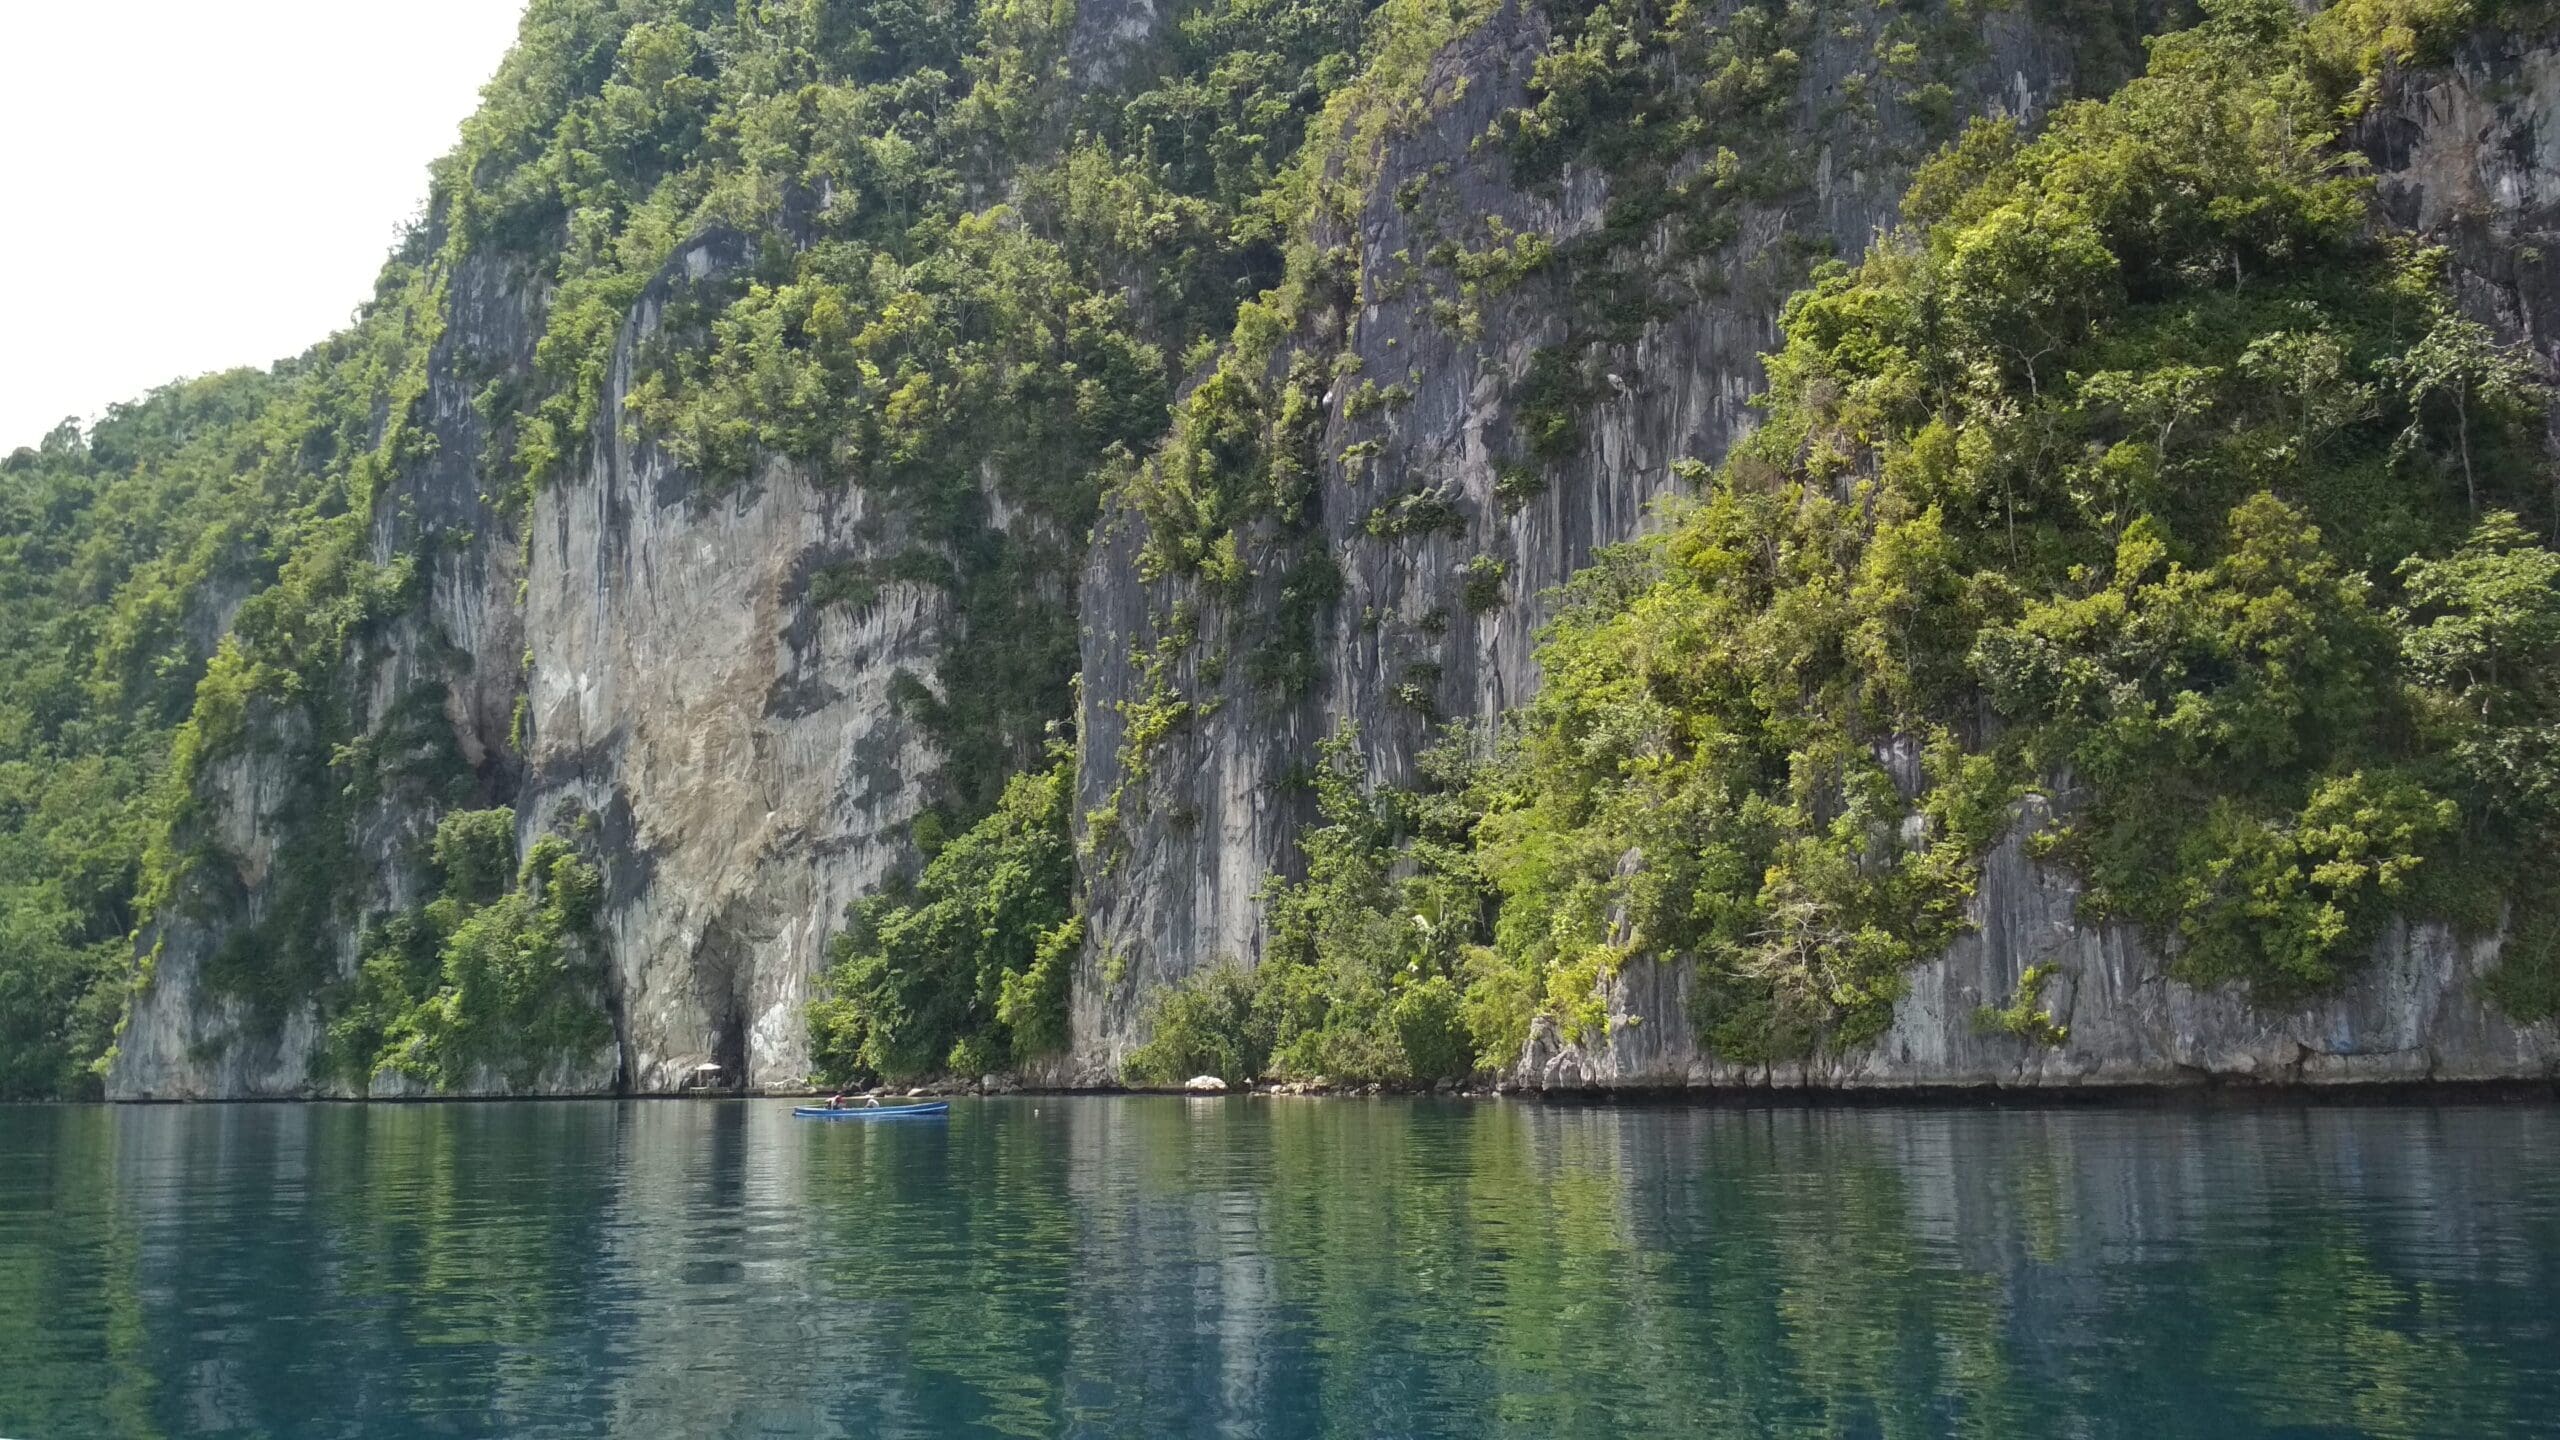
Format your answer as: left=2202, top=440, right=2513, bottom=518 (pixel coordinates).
left=0, top=400, right=264, bottom=1100
left=1470, top=0, right=2560, bottom=1059
left=463, top=0, right=1407, bottom=830
left=1127, top=724, right=1493, bottom=1084
left=809, top=755, right=1078, bottom=1082
left=4, top=0, right=1433, bottom=1095
left=1131, top=0, right=2560, bottom=1083
left=0, top=329, right=433, bottom=1099
left=5, top=0, right=2556, bottom=1097
left=326, top=808, right=613, bottom=1091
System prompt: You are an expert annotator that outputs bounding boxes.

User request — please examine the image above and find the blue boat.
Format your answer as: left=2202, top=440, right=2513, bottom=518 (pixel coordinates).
left=793, top=1102, right=950, bottom=1120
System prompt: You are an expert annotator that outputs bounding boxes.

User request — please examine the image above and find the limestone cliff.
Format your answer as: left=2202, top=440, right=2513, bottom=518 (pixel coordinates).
left=1515, top=796, right=2560, bottom=1090
left=98, top=3, right=2560, bottom=1099
left=1074, top=0, right=2117, bottom=1074
left=1503, top=30, right=2560, bottom=1092
left=109, top=228, right=1014, bottom=1097
left=513, top=231, right=957, bottom=1093
left=1068, top=18, right=2560, bottom=1087
left=113, top=242, right=571, bottom=1100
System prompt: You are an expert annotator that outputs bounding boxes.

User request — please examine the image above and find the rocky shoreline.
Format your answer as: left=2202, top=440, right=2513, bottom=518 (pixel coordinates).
left=88, top=1073, right=2560, bottom=1106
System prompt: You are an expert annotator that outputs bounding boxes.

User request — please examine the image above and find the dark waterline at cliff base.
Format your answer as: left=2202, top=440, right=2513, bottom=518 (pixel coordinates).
left=5, top=1100, right=2557, bottom=1439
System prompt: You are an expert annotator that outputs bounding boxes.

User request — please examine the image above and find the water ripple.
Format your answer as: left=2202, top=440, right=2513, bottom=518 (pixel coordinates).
left=2, top=1099, right=2557, bottom=1438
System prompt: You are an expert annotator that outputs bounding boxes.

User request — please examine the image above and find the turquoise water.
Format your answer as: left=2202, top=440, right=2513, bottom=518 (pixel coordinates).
left=3, top=1099, right=2557, bottom=1438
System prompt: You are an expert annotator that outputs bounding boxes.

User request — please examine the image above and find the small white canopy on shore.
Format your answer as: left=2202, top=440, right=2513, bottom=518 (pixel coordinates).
left=1185, top=1075, right=1228, bottom=1092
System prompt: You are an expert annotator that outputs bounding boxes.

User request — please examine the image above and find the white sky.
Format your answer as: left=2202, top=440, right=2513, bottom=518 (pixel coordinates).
left=0, top=0, right=530, bottom=450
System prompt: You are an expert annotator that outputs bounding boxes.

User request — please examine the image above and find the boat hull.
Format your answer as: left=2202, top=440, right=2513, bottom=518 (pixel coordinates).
left=792, top=1103, right=951, bottom=1120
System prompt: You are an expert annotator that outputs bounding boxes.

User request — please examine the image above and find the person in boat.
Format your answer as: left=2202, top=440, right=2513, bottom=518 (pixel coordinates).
left=824, top=1090, right=881, bottom=1110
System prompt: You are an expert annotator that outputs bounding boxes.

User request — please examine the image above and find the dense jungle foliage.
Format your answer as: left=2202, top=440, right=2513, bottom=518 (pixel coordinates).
left=808, top=755, right=1080, bottom=1079
left=1487, top=0, right=2560, bottom=1060
left=324, top=809, right=614, bottom=1091
left=0, top=393, right=290, bottom=1099
left=1131, top=0, right=2560, bottom=1082
left=0, top=341, right=430, bottom=1099
left=2, top=0, right=1428, bottom=1095
left=5, top=0, right=2555, bottom=1096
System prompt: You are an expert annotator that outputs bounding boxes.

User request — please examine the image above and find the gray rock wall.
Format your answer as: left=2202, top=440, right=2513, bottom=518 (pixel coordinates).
left=1517, top=797, right=2560, bottom=1090
left=105, top=9, right=2560, bottom=1100
left=516, top=232, right=953, bottom=1093
left=109, top=709, right=330, bottom=1100
left=110, top=242, right=554, bottom=1101
left=1074, top=18, right=2560, bottom=1087
left=1073, top=0, right=2115, bottom=1075
left=110, top=205, right=1046, bottom=1099
left=1511, top=31, right=2560, bottom=1093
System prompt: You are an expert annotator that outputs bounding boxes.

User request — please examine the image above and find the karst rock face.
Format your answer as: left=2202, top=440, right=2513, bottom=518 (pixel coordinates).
left=111, top=226, right=975, bottom=1099
left=1067, top=14, right=2560, bottom=1087
left=104, top=4, right=2560, bottom=1100
left=1069, top=0, right=2095, bottom=1078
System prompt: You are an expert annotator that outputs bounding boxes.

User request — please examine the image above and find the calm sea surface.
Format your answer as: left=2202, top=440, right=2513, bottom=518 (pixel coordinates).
left=2, top=1098, right=2555, bottom=1438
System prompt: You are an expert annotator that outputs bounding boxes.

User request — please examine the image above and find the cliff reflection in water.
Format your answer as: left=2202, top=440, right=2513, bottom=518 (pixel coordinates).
left=2, top=1099, right=2555, bottom=1438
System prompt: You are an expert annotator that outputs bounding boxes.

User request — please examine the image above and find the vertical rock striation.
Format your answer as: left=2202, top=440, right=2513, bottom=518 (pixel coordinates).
left=111, top=243, right=554, bottom=1099
left=515, top=232, right=956, bottom=1093
left=1073, top=0, right=2115, bottom=1075
left=1511, top=33, right=2560, bottom=1091
left=1515, top=796, right=2560, bottom=1090
left=102, top=9, right=2560, bottom=1099
left=1073, top=19, right=2560, bottom=1087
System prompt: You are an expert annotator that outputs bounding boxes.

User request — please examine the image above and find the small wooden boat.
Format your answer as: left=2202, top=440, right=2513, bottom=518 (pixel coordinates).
left=792, top=1101, right=950, bottom=1120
